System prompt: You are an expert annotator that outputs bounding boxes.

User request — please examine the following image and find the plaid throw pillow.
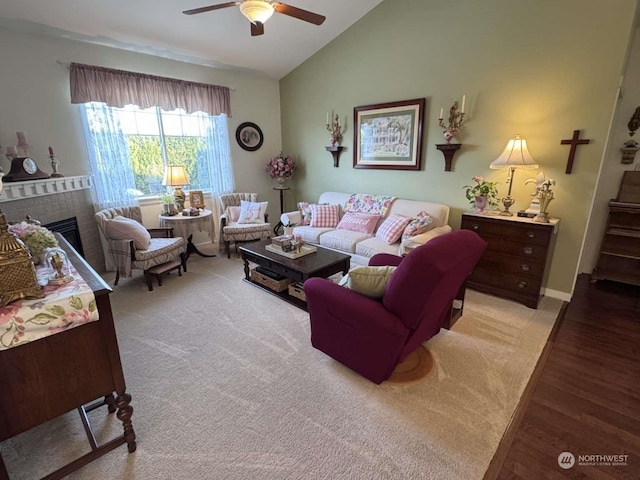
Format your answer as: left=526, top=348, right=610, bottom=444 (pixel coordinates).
left=376, top=214, right=412, bottom=244
left=309, top=204, right=340, bottom=228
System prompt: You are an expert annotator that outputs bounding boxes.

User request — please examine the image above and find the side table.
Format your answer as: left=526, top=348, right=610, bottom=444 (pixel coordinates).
left=273, top=186, right=290, bottom=235
left=159, top=209, right=216, bottom=263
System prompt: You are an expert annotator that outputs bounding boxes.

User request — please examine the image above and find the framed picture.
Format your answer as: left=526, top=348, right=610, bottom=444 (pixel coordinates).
left=235, top=122, right=264, bottom=151
left=353, top=98, right=425, bottom=170
left=189, top=190, right=205, bottom=209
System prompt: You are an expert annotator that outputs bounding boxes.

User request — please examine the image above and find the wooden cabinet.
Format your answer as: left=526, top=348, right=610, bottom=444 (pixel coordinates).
left=592, top=200, right=640, bottom=286
left=460, top=213, right=559, bottom=309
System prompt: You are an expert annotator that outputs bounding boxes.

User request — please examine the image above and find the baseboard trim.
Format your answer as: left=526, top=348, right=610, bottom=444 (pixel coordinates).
left=482, top=299, right=570, bottom=480
left=542, top=287, right=572, bottom=302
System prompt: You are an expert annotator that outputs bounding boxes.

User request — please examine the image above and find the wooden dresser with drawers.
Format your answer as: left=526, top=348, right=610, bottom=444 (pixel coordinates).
left=460, top=212, right=559, bottom=308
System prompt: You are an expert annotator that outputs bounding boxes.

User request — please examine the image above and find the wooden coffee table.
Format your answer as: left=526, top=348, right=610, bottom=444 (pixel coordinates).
left=239, top=239, right=350, bottom=310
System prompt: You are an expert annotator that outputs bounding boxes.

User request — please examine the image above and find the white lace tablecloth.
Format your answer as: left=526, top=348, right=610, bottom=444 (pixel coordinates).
left=158, top=209, right=214, bottom=243
left=0, top=263, right=99, bottom=351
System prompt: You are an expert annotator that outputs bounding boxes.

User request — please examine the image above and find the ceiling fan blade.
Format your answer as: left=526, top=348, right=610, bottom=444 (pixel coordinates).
left=182, top=2, right=238, bottom=15
left=251, top=21, right=265, bottom=36
left=274, top=3, right=326, bottom=25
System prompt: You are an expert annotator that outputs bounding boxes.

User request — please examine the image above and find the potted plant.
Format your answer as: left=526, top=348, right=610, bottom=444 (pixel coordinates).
left=160, top=193, right=176, bottom=216
left=463, top=176, right=499, bottom=212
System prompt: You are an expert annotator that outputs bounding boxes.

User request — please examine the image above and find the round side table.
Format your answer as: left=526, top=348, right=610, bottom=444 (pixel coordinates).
left=158, top=209, right=216, bottom=263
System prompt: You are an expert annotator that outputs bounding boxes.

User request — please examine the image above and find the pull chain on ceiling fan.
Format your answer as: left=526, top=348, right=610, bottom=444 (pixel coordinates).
left=183, top=0, right=326, bottom=36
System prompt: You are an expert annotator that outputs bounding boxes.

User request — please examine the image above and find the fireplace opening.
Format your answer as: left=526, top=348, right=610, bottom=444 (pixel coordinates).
left=44, top=217, right=85, bottom=257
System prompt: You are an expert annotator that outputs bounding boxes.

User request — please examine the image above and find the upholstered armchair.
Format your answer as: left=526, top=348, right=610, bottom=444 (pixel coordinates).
left=304, top=230, right=487, bottom=384
left=95, top=206, right=186, bottom=291
left=219, top=193, right=271, bottom=258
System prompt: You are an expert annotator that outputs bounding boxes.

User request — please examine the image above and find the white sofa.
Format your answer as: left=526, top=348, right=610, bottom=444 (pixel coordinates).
left=280, top=192, right=452, bottom=266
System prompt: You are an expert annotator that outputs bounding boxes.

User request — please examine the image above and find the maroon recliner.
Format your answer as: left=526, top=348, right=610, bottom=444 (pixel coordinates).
left=304, top=230, right=487, bottom=384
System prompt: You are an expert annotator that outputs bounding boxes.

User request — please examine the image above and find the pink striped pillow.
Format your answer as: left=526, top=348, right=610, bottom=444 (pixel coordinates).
left=309, top=204, right=340, bottom=228
left=376, top=214, right=412, bottom=244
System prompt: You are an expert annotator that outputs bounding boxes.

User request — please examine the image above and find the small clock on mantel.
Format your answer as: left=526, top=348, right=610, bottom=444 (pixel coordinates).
left=3, top=157, right=50, bottom=182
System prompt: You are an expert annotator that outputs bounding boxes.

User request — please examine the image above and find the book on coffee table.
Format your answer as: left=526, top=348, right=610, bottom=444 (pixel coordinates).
left=265, top=243, right=317, bottom=259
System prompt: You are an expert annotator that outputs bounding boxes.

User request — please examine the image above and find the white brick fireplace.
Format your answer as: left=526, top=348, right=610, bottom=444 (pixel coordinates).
left=0, top=176, right=105, bottom=272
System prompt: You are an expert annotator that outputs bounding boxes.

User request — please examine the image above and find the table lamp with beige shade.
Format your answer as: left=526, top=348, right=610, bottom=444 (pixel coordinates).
left=490, top=134, right=539, bottom=216
left=162, top=165, right=189, bottom=212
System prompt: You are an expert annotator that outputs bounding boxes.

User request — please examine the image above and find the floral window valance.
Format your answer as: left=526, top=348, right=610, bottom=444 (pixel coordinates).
left=69, top=63, right=231, bottom=117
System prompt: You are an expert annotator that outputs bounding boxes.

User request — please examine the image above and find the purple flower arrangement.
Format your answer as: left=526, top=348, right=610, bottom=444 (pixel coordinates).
left=265, top=152, right=297, bottom=179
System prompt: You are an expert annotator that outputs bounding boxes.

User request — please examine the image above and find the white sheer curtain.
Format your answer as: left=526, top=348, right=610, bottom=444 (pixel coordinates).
left=80, top=102, right=138, bottom=210
left=196, top=114, right=235, bottom=241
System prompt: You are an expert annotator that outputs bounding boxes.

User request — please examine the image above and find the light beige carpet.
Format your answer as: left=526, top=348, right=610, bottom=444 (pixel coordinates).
left=1, top=251, right=563, bottom=479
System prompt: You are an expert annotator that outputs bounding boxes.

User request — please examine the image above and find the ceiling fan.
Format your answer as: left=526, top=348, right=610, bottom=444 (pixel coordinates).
left=183, top=1, right=326, bottom=37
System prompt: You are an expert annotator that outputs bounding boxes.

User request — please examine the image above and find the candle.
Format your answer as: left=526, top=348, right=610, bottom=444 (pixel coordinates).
left=49, top=145, right=54, bottom=156
left=439, top=107, right=444, bottom=119
left=326, top=112, right=329, bottom=125
left=16, top=131, right=28, bottom=146
left=6, top=146, right=17, bottom=155
left=461, top=94, right=466, bottom=114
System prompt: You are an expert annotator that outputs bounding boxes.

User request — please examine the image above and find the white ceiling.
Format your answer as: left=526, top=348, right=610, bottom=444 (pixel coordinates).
left=0, top=0, right=384, bottom=79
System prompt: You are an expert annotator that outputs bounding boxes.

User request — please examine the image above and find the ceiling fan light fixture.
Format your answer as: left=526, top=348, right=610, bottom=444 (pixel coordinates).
left=239, top=1, right=275, bottom=24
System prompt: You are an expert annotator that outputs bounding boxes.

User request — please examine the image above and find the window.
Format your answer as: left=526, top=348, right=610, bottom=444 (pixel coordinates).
left=81, top=102, right=234, bottom=209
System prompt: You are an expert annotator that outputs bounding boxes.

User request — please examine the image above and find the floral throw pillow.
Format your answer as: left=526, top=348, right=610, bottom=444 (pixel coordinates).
left=376, top=214, right=412, bottom=244
left=401, top=211, right=435, bottom=240
left=297, top=202, right=312, bottom=225
left=309, top=204, right=340, bottom=228
left=336, top=212, right=380, bottom=235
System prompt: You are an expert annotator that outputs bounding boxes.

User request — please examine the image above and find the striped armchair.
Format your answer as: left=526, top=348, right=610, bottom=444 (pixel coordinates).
left=95, top=206, right=185, bottom=291
left=219, top=193, right=271, bottom=258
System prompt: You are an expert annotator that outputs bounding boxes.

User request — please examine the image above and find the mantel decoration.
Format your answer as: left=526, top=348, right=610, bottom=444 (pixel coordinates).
left=436, top=95, right=466, bottom=171
left=463, top=176, right=499, bottom=213
left=48, top=145, right=64, bottom=178
left=621, top=106, right=640, bottom=164
left=266, top=152, right=297, bottom=185
left=353, top=98, right=425, bottom=170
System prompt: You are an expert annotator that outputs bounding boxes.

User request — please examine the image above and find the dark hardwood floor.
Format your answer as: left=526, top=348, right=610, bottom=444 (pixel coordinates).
left=491, top=274, right=640, bottom=479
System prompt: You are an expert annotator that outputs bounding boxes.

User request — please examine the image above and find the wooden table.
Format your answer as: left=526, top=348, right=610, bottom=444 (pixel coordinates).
left=159, top=209, right=216, bottom=262
left=240, top=239, right=350, bottom=310
left=0, top=234, right=136, bottom=480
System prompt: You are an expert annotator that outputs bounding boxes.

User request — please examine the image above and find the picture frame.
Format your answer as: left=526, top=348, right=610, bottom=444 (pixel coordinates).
left=353, top=98, right=425, bottom=170
left=189, top=190, right=205, bottom=209
left=235, top=122, right=264, bottom=151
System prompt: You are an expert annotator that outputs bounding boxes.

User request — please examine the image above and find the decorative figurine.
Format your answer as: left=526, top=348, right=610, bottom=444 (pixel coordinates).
left=44, top=247, right=74, bottom=285
left=49, top=145, right=64, bottom=177
left=533, top=179, right=556, bottom=223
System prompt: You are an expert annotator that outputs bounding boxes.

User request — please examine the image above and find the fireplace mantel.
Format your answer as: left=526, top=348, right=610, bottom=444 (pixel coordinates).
left=0, top=175, right=93, bottom=203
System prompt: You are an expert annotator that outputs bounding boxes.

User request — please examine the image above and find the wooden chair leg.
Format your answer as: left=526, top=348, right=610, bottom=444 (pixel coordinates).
left=114, top=270, right=120, bottom=286
left=144, top=271, right=154, bottom=291
left=225, top=241, right=231, bottom=259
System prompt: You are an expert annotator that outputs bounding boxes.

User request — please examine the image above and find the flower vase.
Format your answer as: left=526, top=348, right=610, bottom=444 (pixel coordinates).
left=474, top=195, right=488, bottom=213
left=276, top=177, right=286, bottom=186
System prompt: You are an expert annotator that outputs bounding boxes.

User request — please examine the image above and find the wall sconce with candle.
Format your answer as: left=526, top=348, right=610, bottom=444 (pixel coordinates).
left=621, top=106, right=640, bottom=164
left=436, top=95, right=466, bottom=171
left=325, top=112, right=345, bottom=167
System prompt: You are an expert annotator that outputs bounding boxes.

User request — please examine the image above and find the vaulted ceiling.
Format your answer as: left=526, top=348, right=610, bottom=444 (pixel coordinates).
left=0, top=0, right=384, bottom=79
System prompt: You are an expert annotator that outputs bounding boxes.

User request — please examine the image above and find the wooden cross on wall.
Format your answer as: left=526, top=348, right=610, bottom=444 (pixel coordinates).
left=561, top=130, right=590, bottom=174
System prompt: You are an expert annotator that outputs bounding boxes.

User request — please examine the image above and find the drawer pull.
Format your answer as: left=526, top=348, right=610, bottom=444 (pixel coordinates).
left=520, top=264, right=530, bottom=272
left=471, top=223, right=479, bottom=231
left=523, top=246, right=533, bottom=255
left=526, top=231, right=535, bottom=239
left=517, top=281, right=528, bottom=289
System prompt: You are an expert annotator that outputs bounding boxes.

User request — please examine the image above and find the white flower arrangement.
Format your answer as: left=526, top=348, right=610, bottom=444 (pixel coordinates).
left=8, top=222, right=58, bottom=256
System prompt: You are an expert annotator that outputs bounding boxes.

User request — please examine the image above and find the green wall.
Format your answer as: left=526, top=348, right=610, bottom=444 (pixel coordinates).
left=280, top=0, right=636, bottom=297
